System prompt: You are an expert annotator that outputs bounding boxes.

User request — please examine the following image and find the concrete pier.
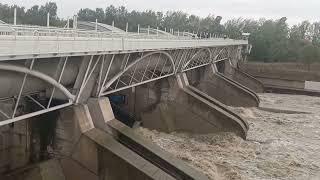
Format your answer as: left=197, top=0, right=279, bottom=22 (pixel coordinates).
left=195, top=66, right=260, bottom=107
left=87, top=97, right=210, bottom=180
left=116, top=74, right=249, bottom=138
left=224, top=62, right=264, bottom=93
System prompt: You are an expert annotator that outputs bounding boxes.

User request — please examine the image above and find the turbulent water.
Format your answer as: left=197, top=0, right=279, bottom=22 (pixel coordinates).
left=135, top=93, right=320, bottom=180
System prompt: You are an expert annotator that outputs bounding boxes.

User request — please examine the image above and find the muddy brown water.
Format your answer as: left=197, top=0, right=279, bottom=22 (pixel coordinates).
left=135, top=93, right=320, bottom=180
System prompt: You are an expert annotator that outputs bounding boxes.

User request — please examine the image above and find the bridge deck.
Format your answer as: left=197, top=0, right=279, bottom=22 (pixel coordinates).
left=0, top=24, right=247, bottom=60
left=0, top=36, right=247, bottom=60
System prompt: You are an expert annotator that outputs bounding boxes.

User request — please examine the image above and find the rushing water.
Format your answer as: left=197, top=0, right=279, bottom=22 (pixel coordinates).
left=135, top=93, right=320, bottom=180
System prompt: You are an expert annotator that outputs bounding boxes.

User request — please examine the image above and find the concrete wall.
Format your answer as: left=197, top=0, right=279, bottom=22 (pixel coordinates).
left=223, top=61, right=264, bottom=93
left=53, top=104, right=171, bottom=180
left=0, top=109, right=60, bottom=175
left=240, top=62, right=320, bottom=90
left=257, top=77, right=305, bottom=89
left=187, top=66, right=259, bottom=107
left=116, top=75, right=248, bottom=138
left=0, top=121, right=30, bottom=173
left=120, top=78, right=224, bottom=134
left=4, top=104, right=172, bottom=180
left=305, top=81, right=320, bottom=91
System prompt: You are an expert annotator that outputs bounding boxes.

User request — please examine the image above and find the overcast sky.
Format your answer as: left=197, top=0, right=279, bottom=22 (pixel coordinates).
left=2, top=0, right=320, bottom=25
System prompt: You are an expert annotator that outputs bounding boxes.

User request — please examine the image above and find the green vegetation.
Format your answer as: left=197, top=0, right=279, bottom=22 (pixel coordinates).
left=1, top=2, right=319, bottom=63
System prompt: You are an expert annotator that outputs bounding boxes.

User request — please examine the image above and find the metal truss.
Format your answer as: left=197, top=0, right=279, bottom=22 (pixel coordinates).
left=178, top=46, right=235, bottom=73
left=0, top=57, right=75, bottom=126
left=214, top=47, right=231, bottom=63
left=99, top=51, right=175, bottom=96
left=76, top=55, right=103, bottom=103
left=181, top=48, right=212, bottom=72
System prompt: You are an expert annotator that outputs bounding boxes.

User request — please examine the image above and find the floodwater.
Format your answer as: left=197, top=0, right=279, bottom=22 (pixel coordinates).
left=136, top=93, right=320, bottom=180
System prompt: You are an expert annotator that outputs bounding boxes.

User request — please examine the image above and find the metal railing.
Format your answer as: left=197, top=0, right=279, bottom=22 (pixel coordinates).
left=0, top=24, right=232, bottom=40
left=0, top=24, right=208, bottom=40
left=0, top=23, right=248, bottom=60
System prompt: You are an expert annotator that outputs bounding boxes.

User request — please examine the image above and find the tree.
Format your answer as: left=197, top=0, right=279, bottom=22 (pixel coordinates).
left=224, top=18, right=244, bottom=39
left=163, top=11, right=188, bottom=31
left=300, top=44, right=320, bottom=69
left=95, top=8, right=105, bottom=22
left=187, top=15, right=201, bottom=33
left=105, top=5, right=117, bottom=25
left=311, top=22, right=320, bottom=46
left=78, top=8, right=98, bottom=22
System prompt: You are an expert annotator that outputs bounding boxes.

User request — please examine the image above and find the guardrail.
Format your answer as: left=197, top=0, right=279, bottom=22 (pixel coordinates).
left=0, top=24, right=248, bottom=60
left=0, top=36, right=247, bottom=57
left=0, top=24, right=201, bottom=40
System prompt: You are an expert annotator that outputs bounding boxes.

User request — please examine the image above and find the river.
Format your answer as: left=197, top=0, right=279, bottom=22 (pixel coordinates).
left=136, top=93, right=320, bottom=180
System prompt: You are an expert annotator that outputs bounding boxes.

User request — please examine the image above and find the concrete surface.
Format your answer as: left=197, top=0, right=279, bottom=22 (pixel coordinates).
left=85, top=128, right=175, bottom=180
left=88, top=97, right=210, bottom=180
left=240, top=62, right=320, bottom=90
left=195, top=66, right=259, bottom=107
left=133, top=75, right=248, bottom=138
left=224, top=62, right=264, bottom=93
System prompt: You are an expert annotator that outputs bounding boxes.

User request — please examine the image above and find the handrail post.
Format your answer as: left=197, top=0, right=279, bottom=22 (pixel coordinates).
left=156, top=27, right=159, bottom=36
left=47, top=12, right=50, bottom=27
left=126, top=22, right=128, bottom=33
left=67, top=17, right=70, bottom=29
left=14, top=8, right=17, bottom=25
left=95, top=19, right=98, bottom=32
left=73, top=15, right=77, bottom=29
left=122, top=37, right=124, bottom=50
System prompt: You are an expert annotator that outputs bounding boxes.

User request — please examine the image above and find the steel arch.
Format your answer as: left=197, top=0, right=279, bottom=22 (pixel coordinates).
left=100, top=51, right=175, bottom=96
left=0, top=63, right=75, bottom=100
left=182, top=48, right=212, bottom=72
left=214, top=47, right=230, bottom=62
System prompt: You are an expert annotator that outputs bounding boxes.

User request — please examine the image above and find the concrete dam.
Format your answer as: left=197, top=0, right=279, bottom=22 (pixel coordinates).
left=0, top=20, right=310, bottom=179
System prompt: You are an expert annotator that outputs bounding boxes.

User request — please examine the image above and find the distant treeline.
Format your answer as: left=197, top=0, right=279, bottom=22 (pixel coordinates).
left=1, top=2, right=320, bottom=63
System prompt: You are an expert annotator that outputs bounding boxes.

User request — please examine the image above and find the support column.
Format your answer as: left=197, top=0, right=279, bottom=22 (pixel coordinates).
left=130, top=75, right=248, bottom=138
left=57, top=103, right=170, bottom=180
left=224, top=60, right=264, bottom=93
left=53, top=105, right=98, bottom=180
left=86, top=98, right=208, bottom=180
left=194, top=64, right=260, bottom=107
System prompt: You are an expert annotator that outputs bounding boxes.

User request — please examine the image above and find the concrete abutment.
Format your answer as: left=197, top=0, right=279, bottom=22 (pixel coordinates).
left=40, top=97, right=209, bottom=180
left=117, top=73, right=249, bottom=138
left=224, top=61, right=264, bottom=93
left=196, top=65, right=260, bottom=107
left=55, top=103, right=179, bottom=180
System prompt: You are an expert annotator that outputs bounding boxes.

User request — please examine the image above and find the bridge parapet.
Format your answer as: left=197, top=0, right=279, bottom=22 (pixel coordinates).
left=0, top=37, right=247, bottom=60
left=0, top=24, right=247, bottom=60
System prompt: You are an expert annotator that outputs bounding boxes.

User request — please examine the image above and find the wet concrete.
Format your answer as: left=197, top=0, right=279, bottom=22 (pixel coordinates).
left=135, top=93, right=320, bottom=180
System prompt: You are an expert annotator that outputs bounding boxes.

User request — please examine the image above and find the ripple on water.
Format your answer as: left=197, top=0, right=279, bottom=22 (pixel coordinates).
left=135, top=93, right=320, bottom=180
